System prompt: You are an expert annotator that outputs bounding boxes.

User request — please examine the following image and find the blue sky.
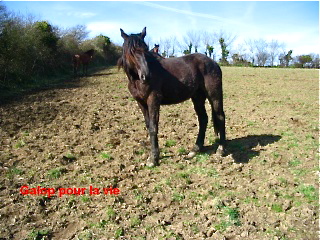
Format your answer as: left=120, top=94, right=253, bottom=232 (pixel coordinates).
left=3, top=1, right=319, bottom=56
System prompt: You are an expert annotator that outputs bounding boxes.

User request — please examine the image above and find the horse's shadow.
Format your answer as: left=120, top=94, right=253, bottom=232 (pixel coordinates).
left=203, top=134, right=281, bottom=163
left=89, top=72, right=113, bottom=77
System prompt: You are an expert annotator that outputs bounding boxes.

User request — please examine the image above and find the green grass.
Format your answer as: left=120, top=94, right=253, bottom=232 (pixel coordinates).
left=188, top=166, right=218, bottom=178
left=115, top=228, right=124, bottom=239
left=271, top=204, right=283, bottom=213
left=195, top=153, right=210, bottom=162
left=6, top=167, right=24, bottom=179
left=100, top=152, right=113, bottom=160
left=130, top=216, right=141, bottom=228
left=106, top=207, right=116, bottom=221
left=214, top=206, right=241, bottom=231
left=47, top=168, right=65, bottom=179
left=97, top=219, right=108, bottom=228
left=298, top=185, right=318, bottom=203
left=81, top=196, right=90, bottom=203
left=28, top=229, right=51, bottom=240
left=177, top=147, right=187, bottom=155
left=172, top=192, right=185, bottom=202
left=14, top=139, right=26, bottom=148
left=165, top=139, right=176, bottom=147
left=288, top=158, right=302, bottom=167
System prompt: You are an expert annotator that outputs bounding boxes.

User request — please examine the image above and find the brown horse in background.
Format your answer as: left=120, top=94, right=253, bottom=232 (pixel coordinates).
left=149, top=44, right=164, bottom=59
left=118, top=27, right=226, bottom=167
left=73, top=49, right=95, bottom=76
left=150, top=44, right=159, bottom=53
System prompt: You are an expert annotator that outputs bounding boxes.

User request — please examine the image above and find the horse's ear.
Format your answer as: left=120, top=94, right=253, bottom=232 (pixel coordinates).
left=141, top=27, right=146, bottom=39
left=120, top=28, right=128, bottom=40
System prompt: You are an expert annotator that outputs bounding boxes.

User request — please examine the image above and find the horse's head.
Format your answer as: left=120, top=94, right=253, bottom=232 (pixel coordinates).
left=120, top=27, right=150, bottom=82
left=153, top=44, right=159, bottom=53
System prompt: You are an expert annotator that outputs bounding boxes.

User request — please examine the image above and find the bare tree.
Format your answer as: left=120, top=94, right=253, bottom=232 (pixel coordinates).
left=245, top=39, right=256, bottom=65
left=169, top=36, right=178, bottom=57
left=202, top=31, right=216, bottom=59
left=215, top=30, right=237, bottom=49
left=215, top=30, right=237, bottom=63
left=183, top=30, right=201, bottom=53
left=254, top=39, right=269, bottom=66
left=268, top=39, right=283, bottom=66
left=160, top=37, right=171, bottom=58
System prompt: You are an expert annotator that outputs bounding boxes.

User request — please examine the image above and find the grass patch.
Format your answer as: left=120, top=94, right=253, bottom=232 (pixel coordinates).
left=47, top=168, right=66, bottom=179
left=130, top=216, right=141, bottom=228
left=172, top=192, right=185, bottom=202
left=115, top=228, right=124, bottom=239
left=81, top=195, right=90, bottom=203
left=64, top=153, right=77, bottom=160
left=178, top=147, right=188, bottom=155
left=195, top=153, right=210, bottom=162
left=214, top=205, right=241, bottom=231
left=288, top=158, right=302, bottom=167
left=6, top=167, right=24, bottom=179
left=165, top=139, right=176, bottom=147
left=29, top=229, right=51, bottom=240
left=14, top=139, right=26, bottom=148
left=106, top=207, right=116, bottom=221
left=298, top=185, right=318, bottom=203
left=189, top=166, right=218, bottom=178
left=97, top=219, right=107, bottom=228
left=271, top=204, right=283, bottom=213
left=100, top=152, right=113, bottom=160
left=175, top=172, right=192, bottom=184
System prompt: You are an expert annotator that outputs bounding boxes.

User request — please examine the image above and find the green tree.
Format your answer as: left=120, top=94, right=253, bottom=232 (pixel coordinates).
left=285, top=50, right=293, bottom=67
left=34, top=21, right=59, bottom=51
left=219, top=38, right=229, bottom=65
left=298, top=55, right=312, bottom=68
left=206, top=45, right=214, bottom=58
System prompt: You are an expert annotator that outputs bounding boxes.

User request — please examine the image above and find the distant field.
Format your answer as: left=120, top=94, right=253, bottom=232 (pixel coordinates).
left=0, top=66, right=318, bottom=239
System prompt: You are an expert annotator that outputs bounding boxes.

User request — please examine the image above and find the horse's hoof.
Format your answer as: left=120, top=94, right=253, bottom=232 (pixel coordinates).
left=186, top=151, right=197, bottom=159
left=216, top=145, right=226, bottom=156
left=146, top=157, right=158, bottom=167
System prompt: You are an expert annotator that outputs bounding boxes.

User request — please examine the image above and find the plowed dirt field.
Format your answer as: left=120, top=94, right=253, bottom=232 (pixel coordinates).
left=0, top=66, right=318, bottom=239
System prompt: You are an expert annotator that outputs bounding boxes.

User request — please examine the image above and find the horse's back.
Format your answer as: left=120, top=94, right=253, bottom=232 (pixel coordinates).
left=162, top=53, right=220, bottom=76
left=156, top=53, right=221, bottom=104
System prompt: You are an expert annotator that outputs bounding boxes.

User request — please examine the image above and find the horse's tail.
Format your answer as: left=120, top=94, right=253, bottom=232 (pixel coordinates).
left=202, top=56, right=225, bottom=142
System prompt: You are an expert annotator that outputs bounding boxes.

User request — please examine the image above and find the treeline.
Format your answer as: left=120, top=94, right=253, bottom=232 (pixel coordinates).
left=152, top=30, right=319, bottom=68
left=0, top=3, right=121, bottom=91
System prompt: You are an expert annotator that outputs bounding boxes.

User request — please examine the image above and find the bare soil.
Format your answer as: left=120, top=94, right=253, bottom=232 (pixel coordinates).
left=0, top=66, right=318, bottom=239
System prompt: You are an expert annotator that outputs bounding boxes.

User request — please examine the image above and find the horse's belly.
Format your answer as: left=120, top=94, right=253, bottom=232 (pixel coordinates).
left=160, top=84, right=195, bottom=105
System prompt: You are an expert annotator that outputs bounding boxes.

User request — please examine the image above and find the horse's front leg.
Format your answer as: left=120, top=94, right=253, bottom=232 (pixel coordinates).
left=146, top=95, right=160, bottom=167
left=137, top=102, right=149, bottom=130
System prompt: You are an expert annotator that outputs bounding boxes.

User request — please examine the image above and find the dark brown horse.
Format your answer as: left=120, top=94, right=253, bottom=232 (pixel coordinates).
left=119, top=27, right=226, bottom=167
left=73, top=49, right=95, bottom=76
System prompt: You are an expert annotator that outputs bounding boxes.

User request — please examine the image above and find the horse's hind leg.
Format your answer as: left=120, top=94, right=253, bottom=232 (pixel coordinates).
left=188, top=92, right=208, bottom=158
left=208, top=97, right=226, bottom=156
left=82, top=64, right=86, bottom=76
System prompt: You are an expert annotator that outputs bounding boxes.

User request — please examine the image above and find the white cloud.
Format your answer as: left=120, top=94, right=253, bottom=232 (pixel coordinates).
left=66, top=11, right=97, bottom=18
left=135, top=2, right=242, bottom=27
left=86, top=21, right=137, bottom=45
